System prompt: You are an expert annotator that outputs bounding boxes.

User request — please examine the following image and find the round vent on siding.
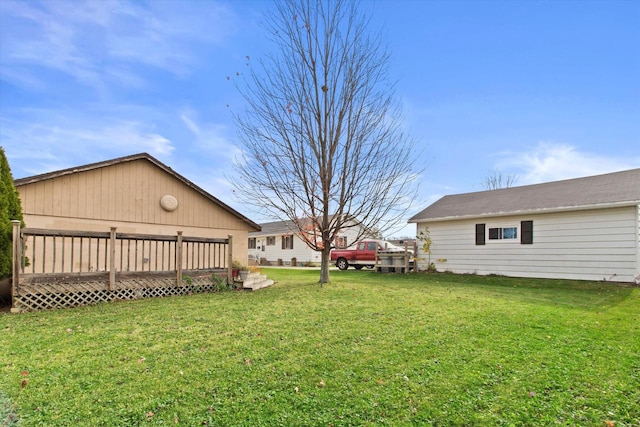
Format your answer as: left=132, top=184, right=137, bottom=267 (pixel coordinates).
left=160, top=195, right=179, bottom=212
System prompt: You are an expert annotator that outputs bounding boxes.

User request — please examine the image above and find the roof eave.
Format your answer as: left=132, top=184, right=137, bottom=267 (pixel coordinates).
left=409, top=200, right=640, bottom=223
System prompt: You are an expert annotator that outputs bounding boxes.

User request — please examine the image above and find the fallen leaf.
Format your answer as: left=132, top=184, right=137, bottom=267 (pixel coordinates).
left=21, top=370, right=29, bottom=377
left=244, top=358, right=251, bottom=366
left=21, top=379, right=29, bottom=388
left=318, top=379, right=325, bottom=387
left=145, top=411, right=154, bottom=418
left=529, top=391, right=536, bottom=397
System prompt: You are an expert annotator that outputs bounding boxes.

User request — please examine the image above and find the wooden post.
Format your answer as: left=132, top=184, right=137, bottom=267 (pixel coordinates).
left=404, top=241, right=409, bottom=274
left=177, top=231, right=183, bottom=286
left=227, top=234, right=233, bottom=285
left=109, top=227, right=117, bottom=290
left=11, top=221, right=21, bottom=308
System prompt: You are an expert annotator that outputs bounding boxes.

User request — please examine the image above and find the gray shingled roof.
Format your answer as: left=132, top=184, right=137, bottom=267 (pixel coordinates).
left=409, top=168, right=640, bottom=222
left=250, top=214, right=368, bottom=237
left=250, top=219, right=301, bottom=237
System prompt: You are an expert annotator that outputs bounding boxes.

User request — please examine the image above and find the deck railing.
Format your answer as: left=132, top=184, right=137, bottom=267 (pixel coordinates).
left=11, top=221, right=235, bottom=311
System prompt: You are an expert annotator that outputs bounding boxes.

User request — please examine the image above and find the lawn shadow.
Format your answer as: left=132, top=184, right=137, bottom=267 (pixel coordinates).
left=401, top=271, right=638, bottom=312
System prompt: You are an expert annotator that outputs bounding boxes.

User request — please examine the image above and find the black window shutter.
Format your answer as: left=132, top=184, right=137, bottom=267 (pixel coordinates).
left=475, top=224, right=485, bottom=245
left=521, top=220, right=533, bottom=244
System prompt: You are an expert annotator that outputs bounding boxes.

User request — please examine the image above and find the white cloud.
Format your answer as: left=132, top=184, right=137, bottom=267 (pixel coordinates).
left=180, top=113, right=201, bottom=136
left=179, top=110, right=242, bottom=162
left=1, top=112, right=174, bottom=176
left=0, top=0, right=238, bottom=91
left=496, top=141, right=640, bottom=185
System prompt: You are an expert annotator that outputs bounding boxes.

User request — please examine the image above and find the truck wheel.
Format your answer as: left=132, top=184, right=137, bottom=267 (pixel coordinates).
left=354, top=265, right=363, bottom=270
left=336, top=258, right=349, bottom=270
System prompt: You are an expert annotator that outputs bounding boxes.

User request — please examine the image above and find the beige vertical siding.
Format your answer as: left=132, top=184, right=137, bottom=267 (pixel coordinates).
left=18, top=159, right=248, bottom=230
left=16, top=158, right=255, bottom=263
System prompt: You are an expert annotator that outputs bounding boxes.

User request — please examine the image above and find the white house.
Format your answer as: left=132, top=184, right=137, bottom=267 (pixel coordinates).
left=249, top=217, right=373, bottom=265
left=409, top=169, right=640, bottom=283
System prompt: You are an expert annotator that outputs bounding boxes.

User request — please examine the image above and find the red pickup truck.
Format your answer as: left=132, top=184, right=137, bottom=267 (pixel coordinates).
left=330, top=239, right=412, bottom=270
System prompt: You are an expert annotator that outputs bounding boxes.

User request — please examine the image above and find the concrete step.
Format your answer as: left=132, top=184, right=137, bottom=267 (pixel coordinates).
left=239, top=272, right=274, bottom=291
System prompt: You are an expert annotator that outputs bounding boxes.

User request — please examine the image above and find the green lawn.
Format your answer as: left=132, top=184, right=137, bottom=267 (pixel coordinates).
left=1, top=269, right=638, bottom=426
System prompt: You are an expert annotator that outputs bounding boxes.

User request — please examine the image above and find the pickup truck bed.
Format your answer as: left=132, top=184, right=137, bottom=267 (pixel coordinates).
left=330, top=239, right=411, bottom=270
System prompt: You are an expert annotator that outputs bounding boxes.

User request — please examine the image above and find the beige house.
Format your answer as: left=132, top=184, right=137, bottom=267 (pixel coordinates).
left=14, top=153, right=260, bottom=264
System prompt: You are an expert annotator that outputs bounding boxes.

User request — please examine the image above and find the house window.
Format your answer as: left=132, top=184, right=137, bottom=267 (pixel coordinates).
left=335, top=236, right=347, bottom=249
left=488, top=227, right=518, bottom=240
left=282, top=235, right=294, bottom=250
left=475, top=224, right=486, bottom=245
left=266, top=236, right=275, bottom=246
left=248, top=238, right=256, bottom=249
left=521, top=220, right=533, bottom=244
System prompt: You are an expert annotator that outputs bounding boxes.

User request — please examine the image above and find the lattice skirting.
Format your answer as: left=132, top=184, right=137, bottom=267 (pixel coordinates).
left=13, top=276, right=226, bottom=312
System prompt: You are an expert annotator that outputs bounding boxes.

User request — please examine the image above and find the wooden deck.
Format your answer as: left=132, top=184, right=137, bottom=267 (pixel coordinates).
left=10, top=222, right=236, bottom=312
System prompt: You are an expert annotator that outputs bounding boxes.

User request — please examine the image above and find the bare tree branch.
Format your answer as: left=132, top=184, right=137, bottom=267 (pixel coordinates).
left=231, top=0, right=420, bottom=284
left=482, top=170, right=518, bottom=190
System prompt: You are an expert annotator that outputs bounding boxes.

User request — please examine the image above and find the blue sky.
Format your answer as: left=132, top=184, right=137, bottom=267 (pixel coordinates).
left=1, top=0, right=639, bottom=237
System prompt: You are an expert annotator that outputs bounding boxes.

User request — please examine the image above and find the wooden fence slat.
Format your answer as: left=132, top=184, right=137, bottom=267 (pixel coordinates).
left=177, top=231, right=183, bottom=286
left=109, top=228, right=116, bottom=290
left=71, top=237, right=75, bottom=273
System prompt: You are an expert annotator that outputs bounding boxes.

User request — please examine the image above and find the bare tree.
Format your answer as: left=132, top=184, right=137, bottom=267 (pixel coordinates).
left=482, top=170, right=518, bottom=190
left=232, top=0, right=419, bottom=284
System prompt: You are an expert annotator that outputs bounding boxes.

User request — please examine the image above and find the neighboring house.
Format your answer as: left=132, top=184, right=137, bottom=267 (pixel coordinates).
left=14, top=153, right=260, bottom=264
left=409, top=169, right=640, bottom=283
left=249, top=216, right=373, bottom=265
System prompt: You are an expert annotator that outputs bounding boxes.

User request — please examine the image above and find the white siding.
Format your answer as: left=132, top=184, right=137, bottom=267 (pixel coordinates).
left=259, top=234, right=319, bottom=265
left=416, top=206, right=639, bottom=282
left=340, top=226, right=367, bottom=249
left=636, top=205, right=640, bottom=283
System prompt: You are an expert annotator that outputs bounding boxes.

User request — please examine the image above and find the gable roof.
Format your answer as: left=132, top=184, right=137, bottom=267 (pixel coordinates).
left=409, top=168, right=640, bottom=223
left=250, top=214, right=370, bottom=237
left=14, top=152, right=261, bottom=231
left=250, top=219, right=300, bottom=237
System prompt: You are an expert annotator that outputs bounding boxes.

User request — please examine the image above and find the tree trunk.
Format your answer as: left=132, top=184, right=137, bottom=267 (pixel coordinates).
left=319, top=245, right=331, bottom=286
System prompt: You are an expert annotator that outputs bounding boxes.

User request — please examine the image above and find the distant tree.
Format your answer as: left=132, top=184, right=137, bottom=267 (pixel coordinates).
left=0, top=147, right=25, bottom=279
left=232, top=0, right=419, bottom=285
left=482, top=170, right=518, bottom=190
